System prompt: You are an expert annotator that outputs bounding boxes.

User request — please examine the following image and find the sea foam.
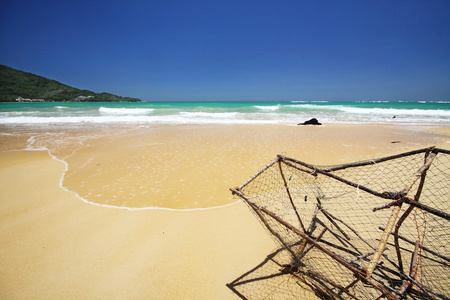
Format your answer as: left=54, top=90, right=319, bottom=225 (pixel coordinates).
left=99, top=107, right=155, bottom=114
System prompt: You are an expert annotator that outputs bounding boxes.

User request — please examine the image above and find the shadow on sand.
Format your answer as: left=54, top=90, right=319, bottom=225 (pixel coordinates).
left=226, top=246, right=320, bottom=300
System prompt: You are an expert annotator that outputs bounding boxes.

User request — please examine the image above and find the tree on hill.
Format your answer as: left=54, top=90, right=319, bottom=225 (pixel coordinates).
left=0, top=65, right=141, bottom=102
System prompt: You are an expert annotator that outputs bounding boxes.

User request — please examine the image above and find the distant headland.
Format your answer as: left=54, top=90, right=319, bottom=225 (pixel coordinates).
left=0, top=65, right=141, bottom=102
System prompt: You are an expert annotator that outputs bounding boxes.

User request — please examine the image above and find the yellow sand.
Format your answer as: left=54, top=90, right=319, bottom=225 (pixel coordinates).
left=0, top=124, right=448, bottom=299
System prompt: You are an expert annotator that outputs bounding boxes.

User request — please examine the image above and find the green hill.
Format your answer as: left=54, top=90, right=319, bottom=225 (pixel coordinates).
left=0, top=65, right=141, bottom=102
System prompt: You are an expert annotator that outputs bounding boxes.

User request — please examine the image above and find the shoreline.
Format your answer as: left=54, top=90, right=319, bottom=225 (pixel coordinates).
left=1, top=123, right=449, bottom=299
left=2, top=123, right=449, bottom=211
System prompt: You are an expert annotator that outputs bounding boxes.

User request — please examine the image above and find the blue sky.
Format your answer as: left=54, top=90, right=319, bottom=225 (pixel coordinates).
left=1, top=0, right=449, bottom=101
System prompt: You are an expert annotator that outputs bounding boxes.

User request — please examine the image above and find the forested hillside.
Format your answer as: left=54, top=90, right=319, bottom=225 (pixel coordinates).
left=0, top=65, right=141, bottom=102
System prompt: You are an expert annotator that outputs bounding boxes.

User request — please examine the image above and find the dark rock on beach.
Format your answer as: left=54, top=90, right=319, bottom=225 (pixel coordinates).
left=298, top=118, right=322, bottom=125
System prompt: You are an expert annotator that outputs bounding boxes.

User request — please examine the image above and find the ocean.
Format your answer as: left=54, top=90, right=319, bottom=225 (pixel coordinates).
left=1, top=100, right=449, bottom=126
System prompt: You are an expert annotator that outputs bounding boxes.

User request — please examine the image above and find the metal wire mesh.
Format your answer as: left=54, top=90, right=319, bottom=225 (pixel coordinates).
left=230, top=147, right=449, bottom=300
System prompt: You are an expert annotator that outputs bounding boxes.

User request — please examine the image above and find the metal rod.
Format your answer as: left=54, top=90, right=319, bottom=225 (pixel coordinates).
left=366, top=151, right=437, bottom=278
left=378, top=226, right=450, bottom=264
left=247, top=192, right=301, bottom=265
left=393, top=204, right=415, bottom=273
left=237, top=158, right=278, bottom=190
left=278, top=160, right=307, bottom=233
left=394, top=145, right=429, bottom=274
left=397, top=241, right=420, bottom=296
left=298, top=227, right=328, bottom=260
left=401, top=197, right=450, bottom=221
left=280, top=147, right=447, bottom=173
left=281, top=159, right=392, bottom=200
left=317, top=198, right=351, bottom=240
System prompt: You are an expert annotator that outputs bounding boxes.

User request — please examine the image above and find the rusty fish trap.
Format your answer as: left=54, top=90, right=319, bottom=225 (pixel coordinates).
left=230, top=147, right=449, bottom=299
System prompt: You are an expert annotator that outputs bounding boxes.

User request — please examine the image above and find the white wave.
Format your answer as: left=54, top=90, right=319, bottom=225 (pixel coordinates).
left=255, top=105, right=280, bottom=111
left=99, top=107, right=154, bottom=114
left=286, top=104, right=339, bottom=111
left=333, top=106, right=450, bottom=117
left=287, top=104, right=450, bottom=117
left=2, top=105, right=449, bottom=126
left=0, top=114, right=278, bottom=125
left=291, top=101, right=329, bottom=103
left=179, top=111, right=238, bottom=118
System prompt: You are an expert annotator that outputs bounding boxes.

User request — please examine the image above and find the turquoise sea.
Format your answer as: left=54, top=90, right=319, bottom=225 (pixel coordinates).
left=1, top=100, right=449, bottom=126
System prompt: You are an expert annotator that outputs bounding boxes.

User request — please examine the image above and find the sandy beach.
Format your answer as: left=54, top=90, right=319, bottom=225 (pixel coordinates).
left=1, top=123, right=449, bottom=299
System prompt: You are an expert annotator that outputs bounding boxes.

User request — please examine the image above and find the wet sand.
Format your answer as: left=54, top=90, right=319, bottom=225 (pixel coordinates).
left=0, top=124, right=448, bottom=299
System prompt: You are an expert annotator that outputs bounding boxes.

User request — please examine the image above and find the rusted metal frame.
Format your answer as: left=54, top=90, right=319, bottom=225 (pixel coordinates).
left=366, top=276, right=406, bottom=300
left=350, top=251, right=375, bottom=263
left=292, top=270, right=346, bottom=300
left=303, top=269, right=356, bottom=299
left=233, top=189, right=400, bottom=300
left=248, top=194, right=301, bottom=265
left=374, top=197, right=450, bottom=221
left=297, top=207, right=321, bottom=257
left=310, top=281, right=340, bottom=300
left=379, top=226, right=450, bottom=264
left=399, top=151, right=437, bottom=197
left=434, top=147, right=450, bottom=154
left=318, top=242, right=403, bottom=279
left=306, top=207, right=320, bottom=234
left=393, top=147, right=430, bottom=274
left=280, top=159, right=393, bottom=200
left=233, top=188, right=301, bottom=265
left=381, top=239, right=449, bottom=268
left=317, top=198, right=351, bottom=240
left=243, top=196, right=362, bottom=274
left=327, top=147, right=438, bottom=172
left=237, top=158, right=278, bottom=190
left=401, top=197, right=450, bottom=221
left=397, top=241, right=420, bottom=296
left=279, top=147, right=432, bottom=173
left=366, top=152, right=437, bottom=278
left=313, top=217, right=356, bottom=251
left=393, top=205, right=416, bottom=274
left=398, top=273, right=450, bottom=300
left=311, top=217, right=376, bottom=262
left=315, top=237, right=363, bottom=259
left=298, top=227, right=328, bottom=260
left=394, top=145, right=429, bottom=274
left=316, top=201, right=379, bottom=254
left=277, top=160, right=307, bottom=233
left=373, top=200, right=402, bottom=212
left=338, top=278, right=360, bottom=298
left=316, top=213, right=364, bottom=257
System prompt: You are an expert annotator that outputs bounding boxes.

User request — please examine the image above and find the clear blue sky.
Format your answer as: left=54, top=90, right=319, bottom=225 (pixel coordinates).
left=1, top=0, right=449, bottom=101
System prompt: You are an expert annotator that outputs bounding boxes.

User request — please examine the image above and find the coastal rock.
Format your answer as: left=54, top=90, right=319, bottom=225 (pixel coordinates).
left=298, top=118, right=322, bottom=125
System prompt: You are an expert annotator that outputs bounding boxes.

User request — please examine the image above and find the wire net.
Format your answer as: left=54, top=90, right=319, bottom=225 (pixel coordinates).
left=230, top=147, right=449, bottom=300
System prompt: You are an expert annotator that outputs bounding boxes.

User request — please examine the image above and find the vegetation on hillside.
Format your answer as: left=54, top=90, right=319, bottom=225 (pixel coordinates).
left=0, top=65, right=141, bottom=102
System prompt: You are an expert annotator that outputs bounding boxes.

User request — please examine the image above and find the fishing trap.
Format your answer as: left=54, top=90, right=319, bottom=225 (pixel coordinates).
left=230, top=147, right=449, bottom=299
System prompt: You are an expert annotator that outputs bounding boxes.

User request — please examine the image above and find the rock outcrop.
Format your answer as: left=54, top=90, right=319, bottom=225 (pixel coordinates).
left=298, top=118, right=322, bottom=125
